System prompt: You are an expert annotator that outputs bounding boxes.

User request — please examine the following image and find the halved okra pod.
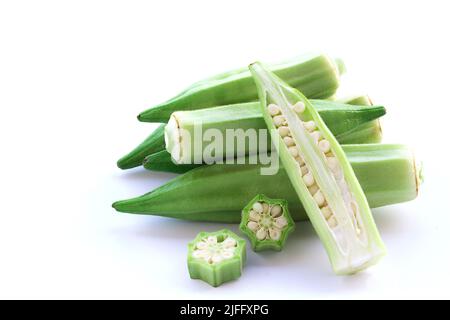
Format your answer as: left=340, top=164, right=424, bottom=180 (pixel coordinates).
left=118, top=98, right=384, bottom=170
left=249, top=62, right=386, bottom=274
left=188, top=229, right=246, bottom=287
left=240, top=195, right=295, bottom=252
left=165, top=100, right=385, bottom=164
left=138, top=53, right=341, bottom=122
left=114, top=144, right=421, bottom=223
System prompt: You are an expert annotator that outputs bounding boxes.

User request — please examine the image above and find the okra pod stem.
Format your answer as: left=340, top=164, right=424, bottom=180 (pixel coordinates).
left=114, top=144, right=420, bottom=223
left=138, top=54, right=341, bottom=122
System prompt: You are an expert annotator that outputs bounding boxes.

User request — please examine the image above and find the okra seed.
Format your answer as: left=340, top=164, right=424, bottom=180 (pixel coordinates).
left=313, top=190, right=325, bottom=207
left=304, top=120, right=316, bottom=131
left=273, top=115, right=286, bottom=127
left=196, top=241, right=208, bottom=250
left=252, top=202, right=263, bottom=213
left=327, top=157, right=339, bottom=171
left=278, top=126, right=290, bottom=137
left=262, top=202, right=270, bottom=214
left=269, top=228, right=281, bottom=240
left=274, top=216, right=288, bottom=229
left=293, top=101, right=305, bottom=113
left=207, top=236, right=217, bottom=244
left=303, top=172, right=315, bottom=187
left=321, top=206, right=333, bottom=219
left=268, top=104, right=280, bottom=116
left=296, top=156, right=305, bottom=166
left=193, top=249, right=207, bottom=259
left=211, top=254, right=223, bottom=264
left=288, top=146, right=299, bottom=157
left=223, top=237, right=237, bottom=248
left=308, top=184, right=319, bottom=195
left=327, top=216, right=338, bottom=228
left=270, top=205, right=282, bottom=218
left=256, top=228, right=267, bottom=240
left=249, top=210, right=261, bottom=222
left=283, top=136, right=295, bottom=147
left=247, top=221, right=259, bottom=231
left=310, top=131, right=322, bottom=143
left=300, top=165, right=308, bottom=175
left=222, top=251, right=234, bottom=259
left=318, top=139, right=331, bottom=153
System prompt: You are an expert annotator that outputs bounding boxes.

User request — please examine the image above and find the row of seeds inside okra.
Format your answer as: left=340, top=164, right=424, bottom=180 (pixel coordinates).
left=268, top=101, right=339, bottom=229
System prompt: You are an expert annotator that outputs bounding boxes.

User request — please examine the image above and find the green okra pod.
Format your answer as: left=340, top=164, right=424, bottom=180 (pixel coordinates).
left=138, top=53, right=341, bottom=122
left=240, top=195, right=295, bottom=252
left=114, top=144, right=421, bottom=223
left=188, top=229, right=246, bottom=287
left=249, top=62, right=385, bottom=274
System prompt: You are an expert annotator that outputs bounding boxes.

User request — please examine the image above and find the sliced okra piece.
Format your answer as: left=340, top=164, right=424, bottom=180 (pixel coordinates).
left=240, top=194, right=294, bottom=251
left=249, top=62, right=386, bottom=275
left=187, top=229, right=246, bottom=287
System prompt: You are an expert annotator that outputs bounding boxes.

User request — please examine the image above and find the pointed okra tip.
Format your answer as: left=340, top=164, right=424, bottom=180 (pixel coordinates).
left=239, top=194, right=295, bottom=252
left=187, top=229, right=246, bottom=287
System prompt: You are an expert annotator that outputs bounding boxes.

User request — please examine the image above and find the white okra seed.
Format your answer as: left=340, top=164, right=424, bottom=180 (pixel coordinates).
left=270, top=204, right=282, bottom=218
left=256, top=228, right=267, bottom=240
left=273, top=115, right=286, bottom=127
left=310, top=131, right=322, bottom=143
left=207, top=236, right=217, bottom=244
left=268, top=104, right=280, bottom=116
left=247, top=221, right=259, bottom=231
left=300, top=165, right=308, bottom=175
left=293, top=101, right=306, bottom=113
left=308, top=184, right=319, bottom=195
left=304, top=120, right=316, bottom=131
left=262, top=202, right=270, bottom=214
left=269, top=228, right=281, bottom=240
left=196, top=241, right=208, bottom=250
left=283, top=136, right=295, bottom=147
left=318, top=139, right=331, bottom=153
left=249, top=210, right=261, bottom=222
left=222, top=251, right=234, bottom=259
left=274, top=216, right=288, bottom=229
left=278, top=126, right=290, bottom=137
left=288, top=146, right=299, bottom=157
left=321, top=206, right=333, bottom=219
left=327, top=156, right=339, bottom=171
left=192, top=249, right=208, bottom=259
left=313, top=190, right=326, bottom=207
left=252, top=202, right=263, bottom=213
left=303, top=172, right=315, bottom=187
left=327, top=216, right=338, bottom=228
left=223, top=237, right=237, bottom=248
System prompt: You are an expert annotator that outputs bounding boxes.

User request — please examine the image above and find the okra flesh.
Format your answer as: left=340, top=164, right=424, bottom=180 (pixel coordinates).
left=240, top=195, right=295, bottom=252
left=117, top=144, right=420, bottom=223
left=187, top=229, right=246, bottom=287
left=138, top=54, right=340, bottom=122
left=249, top=62, right=386, bottom=274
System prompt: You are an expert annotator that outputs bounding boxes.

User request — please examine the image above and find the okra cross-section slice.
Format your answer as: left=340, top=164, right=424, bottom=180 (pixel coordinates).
left=249, top=62, right=386, bottom=275
left=187, top=229, right=246, bottom=287
left=240, top=194, right=295, bottom=252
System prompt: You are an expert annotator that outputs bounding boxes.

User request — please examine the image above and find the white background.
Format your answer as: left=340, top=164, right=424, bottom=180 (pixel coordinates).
left=1, top=0, right=449, bottom=299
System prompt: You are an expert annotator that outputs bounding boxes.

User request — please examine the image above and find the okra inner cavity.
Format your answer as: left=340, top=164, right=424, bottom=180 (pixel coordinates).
left=250, top=62, right=385, bottom=274
left=247, top=201, right=287, bottom=241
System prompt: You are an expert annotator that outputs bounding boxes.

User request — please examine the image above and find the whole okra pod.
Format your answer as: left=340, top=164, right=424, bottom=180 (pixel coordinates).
left=118, top=99, right=384, bottom=169
left=249, top=62, right=385, bottom=274
left=114, top=144, right=421, bottom=223
left=138, top=53, right=341, bottom=122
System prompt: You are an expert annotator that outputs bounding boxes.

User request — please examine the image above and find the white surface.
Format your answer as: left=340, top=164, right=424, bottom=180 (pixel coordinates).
left=1, top=0, right=449, bottom=299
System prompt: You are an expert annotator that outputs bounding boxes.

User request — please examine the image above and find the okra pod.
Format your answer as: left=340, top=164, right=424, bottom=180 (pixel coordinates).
left=165, top=100, right=385, bottom=164
left=114, top=144, right=420, bottom=223
left=138, top=54, right=341, bottom=122
left=119, top=99, right=384, bottom=169
left=249, top=62, right=385, bottom=274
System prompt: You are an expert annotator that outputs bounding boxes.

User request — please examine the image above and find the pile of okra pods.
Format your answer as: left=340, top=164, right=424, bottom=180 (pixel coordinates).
left=114, top=53, right=422, bottom=286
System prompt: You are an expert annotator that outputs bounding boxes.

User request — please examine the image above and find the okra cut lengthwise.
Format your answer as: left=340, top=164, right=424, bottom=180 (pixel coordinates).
left=249, top=62, right=386, bottom=274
